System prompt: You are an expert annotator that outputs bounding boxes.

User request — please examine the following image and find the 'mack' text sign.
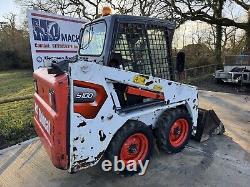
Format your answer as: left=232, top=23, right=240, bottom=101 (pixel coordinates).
left=27, top=10, right=86, bottom=70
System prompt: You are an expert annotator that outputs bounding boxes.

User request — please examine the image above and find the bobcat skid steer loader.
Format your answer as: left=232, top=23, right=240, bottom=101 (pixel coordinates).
left=33, top=10, right=224, bottom=174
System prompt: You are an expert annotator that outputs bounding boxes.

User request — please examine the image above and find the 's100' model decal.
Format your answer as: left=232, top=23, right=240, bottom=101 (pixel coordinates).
left=75, top=92, right=94, bottom=99
left=73, top=80, right=108, bottom=119
left=35, top=102, right=51, bottom=135
left=73, top=86, right=96, bottom=103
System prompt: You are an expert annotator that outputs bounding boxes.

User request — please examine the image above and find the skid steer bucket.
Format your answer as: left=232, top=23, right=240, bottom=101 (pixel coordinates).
left=192, top=109, right=225, bottom=142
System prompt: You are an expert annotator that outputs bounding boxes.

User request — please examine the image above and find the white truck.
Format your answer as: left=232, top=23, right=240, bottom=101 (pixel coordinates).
left=215, top=54, right=250, bottom=84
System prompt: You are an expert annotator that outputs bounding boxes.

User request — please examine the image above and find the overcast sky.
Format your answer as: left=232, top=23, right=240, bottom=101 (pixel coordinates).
left=0, top=0, right=22, bottom=23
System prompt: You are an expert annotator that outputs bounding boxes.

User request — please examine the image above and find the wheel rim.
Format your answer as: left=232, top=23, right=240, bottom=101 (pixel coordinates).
left=169, top=118, right=189, bottom=147
left=120, top=133, right=148, bottom=164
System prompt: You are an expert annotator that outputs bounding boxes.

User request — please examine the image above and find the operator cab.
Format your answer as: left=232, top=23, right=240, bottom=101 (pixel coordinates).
left=78, top=14, right=176, bottom=108
left=78, top=14, right=175, bottom=81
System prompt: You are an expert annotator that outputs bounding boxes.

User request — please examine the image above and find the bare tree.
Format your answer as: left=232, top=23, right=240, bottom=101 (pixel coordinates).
left=191, top=22, right=210, bottom=44
left=222, top=26, right=237, bottom=52
left=0, top=14, right=32, bottom=69
left=17, top=0, right=176, bottom=21
left=203, top=27, right=216, bottom=51
left=107, top=0, right=138, bottom=15
left=227, top=32, right=246, bottom=54
left=161, top=0, right=250, bottom=65
left=16, top=0, right=103, bottom=20
left=182, top=24, right=187, bottom=48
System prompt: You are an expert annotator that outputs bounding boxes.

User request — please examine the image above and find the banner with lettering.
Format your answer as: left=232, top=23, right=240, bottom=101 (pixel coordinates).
left=27, top=10, right=86, bottom=70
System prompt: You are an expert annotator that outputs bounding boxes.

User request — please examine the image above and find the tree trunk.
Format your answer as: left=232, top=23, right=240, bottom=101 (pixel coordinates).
left=214, top=0, right=224, bottom=68
left=246, top=29, right=250, bottom=52
left=246, top=9, right=250, bottom=52
left=215, top=24, right=222, bottom=68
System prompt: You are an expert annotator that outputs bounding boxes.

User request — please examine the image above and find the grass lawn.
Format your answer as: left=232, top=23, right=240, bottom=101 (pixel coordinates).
left=0, top=69, right=36, bottom=149
left=0, top=70, right=34, bottom=100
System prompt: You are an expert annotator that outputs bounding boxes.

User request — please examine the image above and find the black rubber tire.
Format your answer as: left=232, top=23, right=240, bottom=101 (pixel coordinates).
left=154, top=108, right=192, bottom=153
left=105, top=120, right=153, bottom=176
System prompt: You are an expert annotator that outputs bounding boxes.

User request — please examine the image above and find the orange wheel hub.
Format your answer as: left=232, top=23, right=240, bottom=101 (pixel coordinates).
left=120, top=133, right=148, bottom=164
left=169, top=118, right=189, bottom=147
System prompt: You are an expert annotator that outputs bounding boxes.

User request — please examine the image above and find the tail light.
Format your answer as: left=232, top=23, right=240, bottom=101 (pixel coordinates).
left=49, top=89, right=56, bottom=110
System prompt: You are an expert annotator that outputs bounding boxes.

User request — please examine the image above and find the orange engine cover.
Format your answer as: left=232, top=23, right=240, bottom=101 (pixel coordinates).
left=73, top=80, right=108, bottom=119
left=33, top=68, right=69, bottom=169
